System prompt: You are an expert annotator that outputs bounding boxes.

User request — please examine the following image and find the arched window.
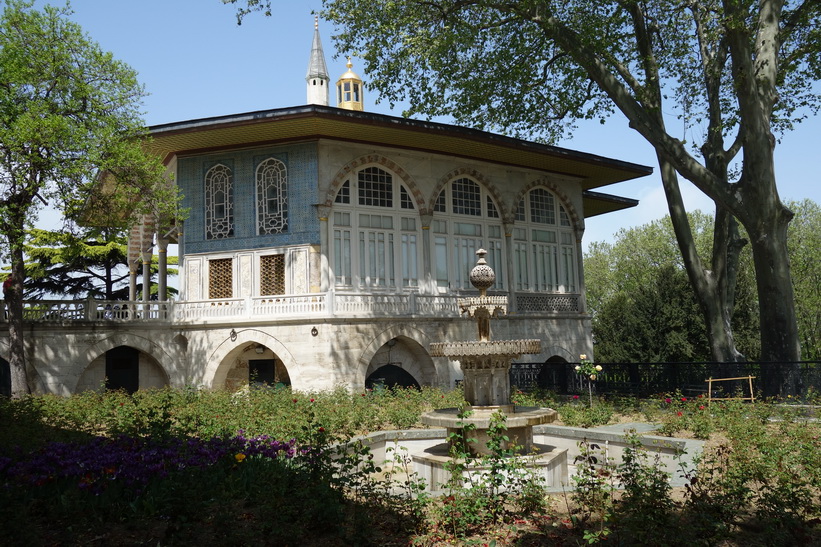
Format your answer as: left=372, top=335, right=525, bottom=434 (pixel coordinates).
left=330, top=166, right=420, bottom=290
left=205, top=164, right=234, bottom=240
left=256, top=158, right=288, bottom=235
left=432, top=177, right=505, bottom=291
left=514, top=188, right=577, bottom=292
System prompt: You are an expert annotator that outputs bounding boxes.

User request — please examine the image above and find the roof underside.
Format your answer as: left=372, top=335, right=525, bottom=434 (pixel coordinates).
left=147, top=105, right=651, bottom=217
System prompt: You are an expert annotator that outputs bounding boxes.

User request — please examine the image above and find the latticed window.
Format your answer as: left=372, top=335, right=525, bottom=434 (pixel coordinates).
left=358, top=167, right=393, bottom=207
left=209, top=258, right=233, bottom=299
left=256, top=158, right=288, bottom=235
left=515, top=200, right=526, bottom=221
left=260, top=254, right=285, bottom=295
left=205, top=164, right=234, bottom=240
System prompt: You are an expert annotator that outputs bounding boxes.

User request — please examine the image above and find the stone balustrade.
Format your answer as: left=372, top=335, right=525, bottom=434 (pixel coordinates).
left=1, top=292, right=581, bottom=324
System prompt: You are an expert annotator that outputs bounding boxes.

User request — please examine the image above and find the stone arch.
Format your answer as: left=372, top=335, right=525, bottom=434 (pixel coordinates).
left=355, top=325, right=439, bottom=390
left=538, top=344, right=577, bottom=363
left=510, top=178, right=583, bottom=232
left=535, top=345, right=577, bottom=392
left=204, top=328, right=301, bottom=390
left=77, top=333, right=177, bottom=392
left=430, top=167, right=505, bottom=216
left=323, top=154, right=427, bottom=214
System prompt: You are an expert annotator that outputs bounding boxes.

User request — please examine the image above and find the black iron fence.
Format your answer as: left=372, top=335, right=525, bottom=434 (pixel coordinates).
left=510, top=361, right=821, bottom=399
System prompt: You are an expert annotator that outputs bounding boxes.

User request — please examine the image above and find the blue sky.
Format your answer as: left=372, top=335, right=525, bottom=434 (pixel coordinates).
left=42, top=0, right=821, bottom=249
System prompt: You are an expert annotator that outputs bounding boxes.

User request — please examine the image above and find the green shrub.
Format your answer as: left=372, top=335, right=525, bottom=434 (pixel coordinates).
left=558, top=400, right=614, bottom=427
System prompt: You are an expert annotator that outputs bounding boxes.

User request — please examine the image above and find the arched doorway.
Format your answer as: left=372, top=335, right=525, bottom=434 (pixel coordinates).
left=223, top=343, right=291, bottom=391
left=537, top=355, right=570, bottom=392
left=106, top=346, right=140, bottom=393
left=364, top=337, right=432, bottom=390
left=76, top=345, right=169, bottom=393
left=0, top=356, right=10, bottom=397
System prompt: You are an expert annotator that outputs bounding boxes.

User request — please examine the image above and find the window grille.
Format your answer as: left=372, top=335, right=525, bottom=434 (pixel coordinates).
left=335, top=180, right=351, bottom=204
left=514, top=188, right=577, bottom=293
left=400, top=185, right=415, bottom=209
left=256, top=158, right=288, bottom=234
left=434, top=191, right=446, bottom=212
left=205, top=164, right=234, bottom=240
left=209, top=258, right=233, bottom=299
left=358, top=167, right=392, bottom=207
left=486, top=195, right=500, bottom=218
left=451, top=177, right=481, bottom=216
left=260, top=254, right=285, bottom=295
left=529, top=188, right=556, bottom=225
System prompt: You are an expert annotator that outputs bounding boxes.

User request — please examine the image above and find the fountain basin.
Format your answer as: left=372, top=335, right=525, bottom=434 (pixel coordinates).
left=420, top=406, right=558, bottom=456
left=344, top=424, right=704, bottom=494
left=429, top=339, right=542, bottom=358
left=412, top=441, right=567, bottom=491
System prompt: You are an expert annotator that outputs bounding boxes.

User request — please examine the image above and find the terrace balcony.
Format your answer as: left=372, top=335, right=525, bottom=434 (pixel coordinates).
left=1, top=291, right=584, bottom=325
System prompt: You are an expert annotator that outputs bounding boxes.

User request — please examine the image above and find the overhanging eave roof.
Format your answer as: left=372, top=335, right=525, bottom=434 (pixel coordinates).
left=583, top=190, right=640, bottom=218
left=147, top=105, right=652, bottom=192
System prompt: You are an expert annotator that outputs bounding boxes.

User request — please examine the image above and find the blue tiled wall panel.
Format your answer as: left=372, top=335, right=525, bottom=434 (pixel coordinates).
left=179, top=143, right=321, bottom=254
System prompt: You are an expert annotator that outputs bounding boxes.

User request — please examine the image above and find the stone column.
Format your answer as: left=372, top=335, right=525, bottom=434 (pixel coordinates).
left=420, top=212, right=433, bottom=294
left=575, top=227, right=586, bottom=313
left=503, top=221, right=516, bottom=313
left=177, top=223, right=185, bottom=300
left=157, top=236, right=168, bottom=302
left=317, top=205, right=331, bottom=292
left=142, top=250, right=152, bottom=302
left=128, top=263, right=138, bottom=303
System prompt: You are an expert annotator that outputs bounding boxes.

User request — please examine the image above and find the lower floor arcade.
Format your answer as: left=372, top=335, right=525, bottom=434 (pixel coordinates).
left=1, top=315, right=590, bottom=397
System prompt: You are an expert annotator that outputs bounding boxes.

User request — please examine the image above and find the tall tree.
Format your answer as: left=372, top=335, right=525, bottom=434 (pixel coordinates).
left=786, top=199, right=821, bottom=360
left=586, top=212, right=760, bottom=363
left=0, top=1, right=179, bottom=397
left=18, top=227, right=177, bottom=301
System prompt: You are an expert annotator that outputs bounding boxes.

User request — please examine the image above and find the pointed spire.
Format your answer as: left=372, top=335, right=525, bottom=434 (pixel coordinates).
left=306, top=16, right=330, bottom=106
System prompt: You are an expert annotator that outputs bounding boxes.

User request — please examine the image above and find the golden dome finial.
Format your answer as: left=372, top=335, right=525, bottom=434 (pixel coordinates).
left=337, top=57, right=364, bottom=111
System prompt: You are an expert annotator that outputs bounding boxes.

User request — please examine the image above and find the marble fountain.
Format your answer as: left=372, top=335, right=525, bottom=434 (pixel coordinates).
left=412, top=249, right=568, bottom=489
left=348, top=250, right=703, bottom=493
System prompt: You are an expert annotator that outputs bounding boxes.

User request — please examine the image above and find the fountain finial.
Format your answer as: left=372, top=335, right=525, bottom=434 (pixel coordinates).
left=469, top=248, right=495, bottom=297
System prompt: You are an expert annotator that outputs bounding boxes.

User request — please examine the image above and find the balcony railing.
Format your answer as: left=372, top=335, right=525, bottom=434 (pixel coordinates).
left=2, top=292, right=582, bottom=324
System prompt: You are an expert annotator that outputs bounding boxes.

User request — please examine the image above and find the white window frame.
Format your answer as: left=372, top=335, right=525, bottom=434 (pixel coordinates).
left=431, top=177, right=505, bottom=292
left=329, top=166, right=421, bottom=291
left=514, top=188, right=578, bottom=293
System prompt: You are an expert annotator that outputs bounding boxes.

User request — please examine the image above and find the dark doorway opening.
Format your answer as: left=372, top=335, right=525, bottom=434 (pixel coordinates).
left=249, top=358, right=290, bottom=388
left=249, top=359, right=276, bottom=385
left=538, top=356, right=569, bottom=392
left=0, top=357, right=9, bottom=397
left=366, top=364, right=420, bottom=390
left=106, top=346, right=139, bottom=393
